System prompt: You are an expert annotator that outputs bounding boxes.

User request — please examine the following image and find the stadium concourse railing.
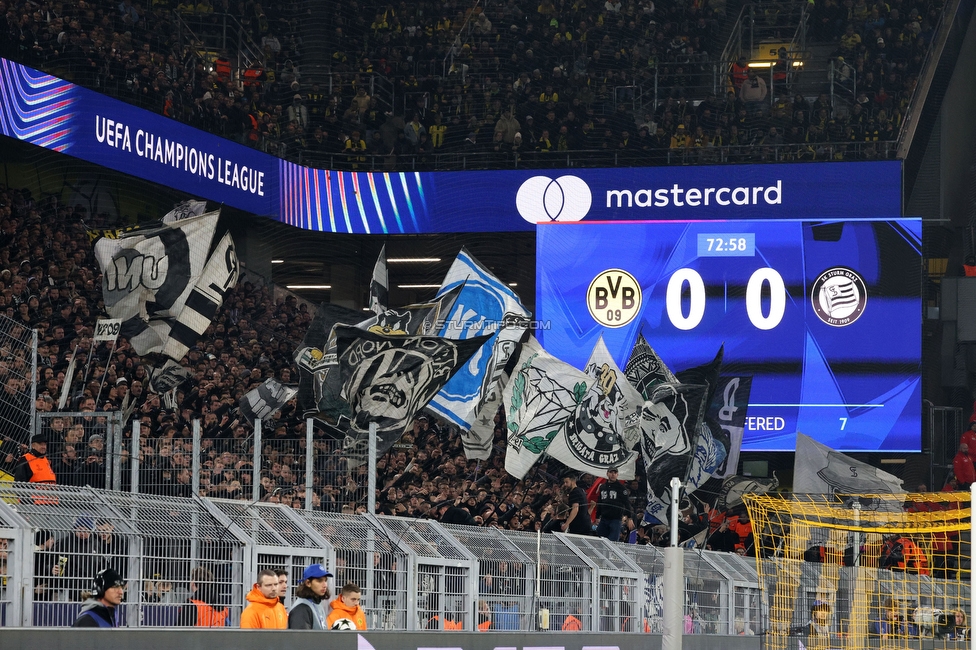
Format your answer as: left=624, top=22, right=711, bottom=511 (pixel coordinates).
left=296, top=141, right=897, bottom=172
left=0, top=483, right=763, bottom=630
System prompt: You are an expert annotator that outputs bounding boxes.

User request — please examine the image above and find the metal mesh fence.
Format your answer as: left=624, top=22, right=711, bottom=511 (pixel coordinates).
left=0, top=313, right=37, bottom=479
left=35, top=411, right=122, bottom=491
left=503, top=529, right=596, bottom=632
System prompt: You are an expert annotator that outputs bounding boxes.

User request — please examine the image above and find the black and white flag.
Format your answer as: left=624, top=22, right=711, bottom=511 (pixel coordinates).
left=294, top=302, right=365, bottom=419
left=676, top=347, right=731, bottom=496
left=161, top=199, right=208, bottom=223
left=148, top=358, right=192, bottom=394
left=239, top=378, right=299, bottom=423
left=335, top=326, right=489, bottom=466
left=639, top=382, right=708, bottom=524
left=368, top=244, right=388, bottom=316
left=91, top=211, right=219, bottom=349
left=127, top=231, right=239, bottom=358
left=625, top=334, right=677, bottom=399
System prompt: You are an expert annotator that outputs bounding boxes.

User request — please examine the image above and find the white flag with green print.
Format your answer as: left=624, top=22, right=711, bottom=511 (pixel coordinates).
left=503, top=336, right=588, bottom=479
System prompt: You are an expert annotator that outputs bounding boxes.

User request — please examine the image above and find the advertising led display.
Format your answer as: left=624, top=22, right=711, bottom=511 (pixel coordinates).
left=536, top=219, right=922, bottom=452
left=0, top=56, right=902, bottom=234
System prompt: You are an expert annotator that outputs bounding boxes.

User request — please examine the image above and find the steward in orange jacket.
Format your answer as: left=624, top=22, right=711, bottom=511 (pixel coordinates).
left=326, top=583, right=367, bottom=630
left=14, top=432, right=56, bottom=484
left=240, top=571, right=287, bottom=628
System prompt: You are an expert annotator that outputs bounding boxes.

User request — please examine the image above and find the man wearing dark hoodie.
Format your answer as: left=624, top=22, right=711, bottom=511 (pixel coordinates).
left=288, top=563, right=333, bottom=629
left=241, top=569, right=287, bottom=628
left=72, top=568, right=124, bottom=627
left=326, top=582, right=368, bottom=630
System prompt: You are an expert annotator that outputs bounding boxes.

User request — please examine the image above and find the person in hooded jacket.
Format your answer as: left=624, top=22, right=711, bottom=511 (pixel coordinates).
left=73, top=567, right=125, bottom=627
left=326, top=582, right=368, bottom=629
left=288, top=563, right=333, bottom=629
left=241, top=569, right=287, bottom=628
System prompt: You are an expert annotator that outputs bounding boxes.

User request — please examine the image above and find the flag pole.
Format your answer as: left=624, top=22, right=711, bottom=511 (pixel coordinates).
left=367, top=421, right=377, bottom=514
left=663, top=476, right=684, bottom=650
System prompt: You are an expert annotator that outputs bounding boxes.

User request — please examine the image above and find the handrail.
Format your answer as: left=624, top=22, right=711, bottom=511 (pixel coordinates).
left=895, top=0, right=962, bottom=159
left=295, top=140, right=898, bottom=172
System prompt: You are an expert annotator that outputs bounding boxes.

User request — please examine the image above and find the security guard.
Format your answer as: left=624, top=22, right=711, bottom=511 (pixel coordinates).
left=14, top=432, right=56, bottom=484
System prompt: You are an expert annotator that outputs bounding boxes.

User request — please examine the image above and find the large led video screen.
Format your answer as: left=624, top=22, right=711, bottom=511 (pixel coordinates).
left=537, top=219, right=921, bottom=452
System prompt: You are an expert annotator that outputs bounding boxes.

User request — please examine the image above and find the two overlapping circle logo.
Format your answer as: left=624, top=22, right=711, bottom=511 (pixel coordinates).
left=516, top=175, right=592, bottom=224
left=811, top=267, right=867, bottom=327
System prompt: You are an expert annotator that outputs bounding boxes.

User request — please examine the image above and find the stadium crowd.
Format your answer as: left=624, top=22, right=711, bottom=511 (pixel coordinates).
left=0, top=0, right=945, bottom=169
left=0, top=181, right=774, bottom=550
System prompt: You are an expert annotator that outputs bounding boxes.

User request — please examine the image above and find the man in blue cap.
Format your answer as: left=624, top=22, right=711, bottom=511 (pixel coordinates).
left=288, top=563, right=333, bottom=629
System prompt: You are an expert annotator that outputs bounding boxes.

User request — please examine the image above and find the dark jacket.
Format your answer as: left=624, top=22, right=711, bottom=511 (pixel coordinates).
left=72, top=599, right=117, bottom=627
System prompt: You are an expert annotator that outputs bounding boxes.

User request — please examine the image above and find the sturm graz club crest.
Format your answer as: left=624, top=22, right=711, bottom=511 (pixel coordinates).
left=811, top=267, right=867, bottom=327
left=563, top=364, right=632, bottom=468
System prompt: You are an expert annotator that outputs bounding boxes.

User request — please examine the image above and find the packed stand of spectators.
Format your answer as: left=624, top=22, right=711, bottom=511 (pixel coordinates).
left=0, top=0, right=301, bottom=154
left=0, top=182, right=772, bottom=554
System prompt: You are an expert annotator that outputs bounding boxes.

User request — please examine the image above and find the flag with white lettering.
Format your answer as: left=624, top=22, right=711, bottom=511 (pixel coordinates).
left=624, top=334, right=677, bottom=399
left=503, top=336, right=587, bottom=479
left=639, top=382, right=709, bottom=524
left=335, top=326, right=489, bottom=467
left=239, top=378, right=299, bottom=423
left=545, top=336, right=640, bottom=479
left=369, top=244, right=388, bottom=316
left=428, top=248, right=532, bottom=432
left=161, top=199, right=208, bottom=223
left=91, top=211, right=219, bottom=347
left=127, top=232, right=239, bottom=358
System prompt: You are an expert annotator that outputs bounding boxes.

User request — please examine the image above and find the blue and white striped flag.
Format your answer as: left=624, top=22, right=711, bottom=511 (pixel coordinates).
left=427, top=248, right=531, bottom=435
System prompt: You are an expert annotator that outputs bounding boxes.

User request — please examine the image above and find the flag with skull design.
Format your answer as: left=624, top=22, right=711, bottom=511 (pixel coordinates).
left=334, top=326, right=490, bottom=467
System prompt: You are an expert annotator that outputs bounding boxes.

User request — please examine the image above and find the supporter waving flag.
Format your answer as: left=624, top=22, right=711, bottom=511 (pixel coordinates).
left=368, top=244, right=389, bottom=316
left=502, top=336, right=586, bottom=479
left=239, top=378, right=299, bottom=424
left=638, top=382, right=709, bottom=524
left=161, top=199, right=208, bottom=223
left=706, top=376, right=753, bottom=480
left=677, top=348, right=731, bottom=499
left=335, top=326, right=489, bottom=467
left=545, top=336, right=641, bottom=480
left=428, top=248, right=532, bottom=440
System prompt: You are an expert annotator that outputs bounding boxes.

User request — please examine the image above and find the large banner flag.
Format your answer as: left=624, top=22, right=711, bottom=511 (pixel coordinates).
left=239, top=378, right=299, bottom=423
left=126, top=231, right=239, bottom=358
left=369, top=244, right=388, bottom=316
left=639, top=382, right=709, bottom=524
left=294, top=302, right=366, bottom=419
left=707, top=376, right=753, bottom=479
left=463, top=345, right=519, bottom=460
left=148, top=358, right=192, bottom=394
left=676, top=348, right=730, bottom=496
left=301, top=286, right=465, bottom=423
left=91, top=211, right=219, bottom=345
left=624, top=334, right=677, bottom=399
left=793, top=433, right=904, bottom=495
left=502, top=337, right=586, bottom=479
left=335, top=326, right=489, bottom=466
left=428, top=248, right=532, bottom=432
left=546, top=336, right=641, bottom=479
left=161, top=199, right=208, bottom=223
